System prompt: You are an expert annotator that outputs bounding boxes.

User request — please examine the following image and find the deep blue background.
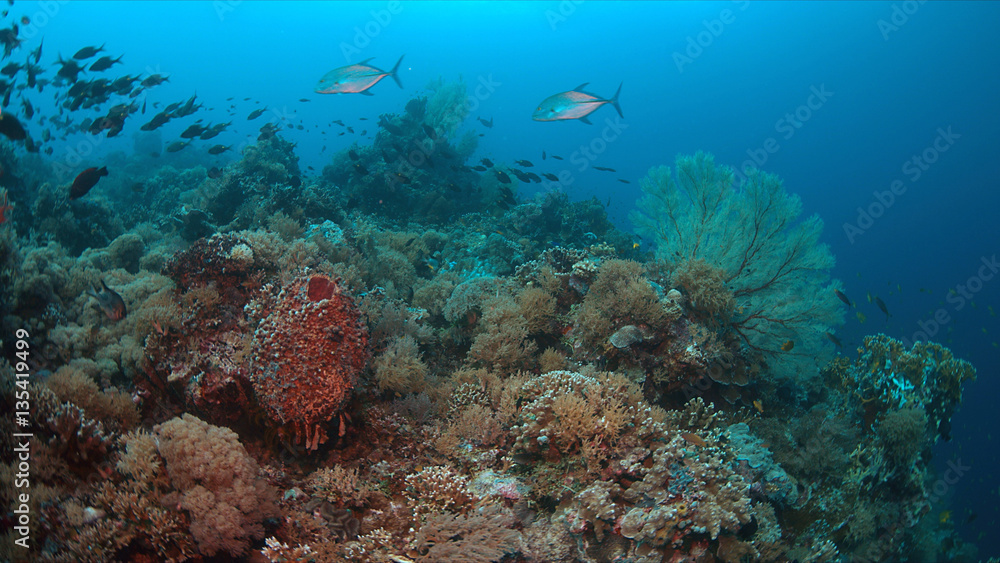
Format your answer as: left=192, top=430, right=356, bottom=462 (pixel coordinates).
left=15, top=1, right=999, bottom=554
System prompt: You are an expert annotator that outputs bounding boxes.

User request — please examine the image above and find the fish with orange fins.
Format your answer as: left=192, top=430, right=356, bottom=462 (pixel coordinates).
left=315, top=55, right=404, bottom=95
left=532, top=82, right=623, bottom=124
left=88, top=280, right=127, bottom=321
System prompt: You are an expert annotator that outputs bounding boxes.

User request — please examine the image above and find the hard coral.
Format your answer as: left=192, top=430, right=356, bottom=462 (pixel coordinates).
left=251, top=274, right=369, bottom=449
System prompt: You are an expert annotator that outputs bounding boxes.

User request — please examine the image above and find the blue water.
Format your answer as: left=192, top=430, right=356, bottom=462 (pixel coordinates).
left=12, top=0, right=1000, bottom=556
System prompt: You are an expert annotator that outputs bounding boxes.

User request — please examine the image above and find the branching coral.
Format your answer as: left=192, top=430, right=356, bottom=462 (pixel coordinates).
left=631, top=152, right=843, bottom=374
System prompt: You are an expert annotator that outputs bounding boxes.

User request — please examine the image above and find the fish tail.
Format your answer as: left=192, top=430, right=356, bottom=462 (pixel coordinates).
left=389, top=54, right=405, bottom=89
left=609, top=81, right=623, bottom=118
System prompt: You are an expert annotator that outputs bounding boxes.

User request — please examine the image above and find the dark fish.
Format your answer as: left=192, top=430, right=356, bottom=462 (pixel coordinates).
left=140, top=111, right=171, bottom=131
left=481, top=158, right=494, bottom=167
left=348, top=149, right=360, bottom=161
left=207, top=166, right=224, bottom=179
left=874, top=296, right=890, bottom=319
left=542, top=150, right=546, bottom=160
left=495, top=170, right=511, bottom=184
left=333, top=119, right=345, bottom=126
left=392, top=172, right=412, bottom=185
left=247, top=108, right=266, bottom=120
left=525, top=172, right=541, bottom=183
left=550, top=155, right=564, bottom=160
left=824, top=332, right=843, bottom=349
left=352, top=162, right=368, bottom=175
left=446, top=181, right=460, bottom=192
left=533, top=82, right=623, bottom=124
left=31, top=38, right=41, bottom=64
left=87, top=279, right=126, bottom=321
left=422, top=123, right=437, bottom=139
left=834, top=289, right=853, bottom=307
left=207, top=144, right=231, bottom=155
left=0, top=111, right=26, bottom=140
left=130, top=182, right=144, bottom=193
left=617, top=178, right=630, bottom=184
left=289, top=176, right=302, bottom=188
left=542, top=172, right=559, bottom=182
left=298, top=98, right=310, bottom=102
left=1, top=61, right=20, bottom=76
left=165, top=140, right=189, bottom=153
left=20, top=97, right=32, bottom=119
left=514, top=159, right=533, bottom=167
left=477, top=116, right=493, bottom=128
left=593, top=166, right=616, bottom=172
left=140, top=73, right=169, bottom=88
left=73, top=43, right=106, bottom=60
left=315, top=55, right=404, bottom=95
left=471, top=165, right=487, bottom=172
left=88, top=55, right=123, bottom=72
left=180, top=123, right=206, bottom=139
left=69, top=166, right=108, bottom=199
left=346, top=126, right=354, bottom=133
left=55, top=56, right=84, bottom=82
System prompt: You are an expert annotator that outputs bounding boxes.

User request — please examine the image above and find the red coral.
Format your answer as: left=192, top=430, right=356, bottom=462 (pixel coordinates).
left=251, top=275, right=369, bottom=450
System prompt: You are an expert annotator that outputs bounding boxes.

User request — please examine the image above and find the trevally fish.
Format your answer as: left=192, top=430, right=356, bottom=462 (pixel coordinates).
left=315, top=55, right=404, bottom=95
left=532, top=82, right=623, bottom=124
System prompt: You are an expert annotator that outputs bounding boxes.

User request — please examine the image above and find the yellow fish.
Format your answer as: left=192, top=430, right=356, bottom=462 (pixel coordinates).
left=781, top=340, right=795, bottom=352
left=940, top=510, right=951, bottom=524
left=753, top=400, right=764, bottom=413
left=632, top=242, right=640, bottom=249
left=989, top=305, right=995, bottom=316
left=856, top=311, right=867, bottom=324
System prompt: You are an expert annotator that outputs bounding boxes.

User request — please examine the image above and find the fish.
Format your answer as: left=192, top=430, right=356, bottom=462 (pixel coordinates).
left=165, top=140, right=189, bottom=153
left=140, top=111, right=171, bottom=131
left=825, top=332, right=843, bottom=348
left=87, top=279, right=126, bottom=321
left=495, top=170, right=511, bottom=184
left=532, top=82, right=623, bottom=124
left=834, top=289, right=853, bottom=307
left=542, top=173, right=559, bottom=181
left=88, top=55, right=123, bottom=72
left=551, top=155, right=564, bottom=160
left=348, top=149, right=360, bottom=161
left=31, top=39, right=42, bottom=64
left=315, top=55, right=404, bottom=95
left=207, top=166, right=224, bottom=179
left=542, top=150, right=546, bottom=160
left=140, top=73, right=169, bottom=88
left=247, top=107, right=266, bottom=120
left=593, top=166, right=616, bottom=172
left=856, top=311, right=867, bottom=324
left=289, top=176, right=302, bottom=188
left=514, top=159, right=533, bottom=167
left=477, top=116, right=493, bottom=128
left=481, top=158, right=494, bottom=167
left=0, top=61, right=20, bottom=76
left=618, top=179, right=631, bottom=184
left=752, top=400, right=764, bottom=413
left=55, top=55, right=84, bottom=82
left=681, top=432, right=707, bottom=447
left=73, top=43, right=106, bottom=60
left=0, top=111, right=26, bottom=140
left=874, top=296, right=890, bottom=319
left=69, top=166, right=108, bottom=199
left=471, top=165, right=487, bottom=172
left=422, top=124, right=437, bottom=139
left=781, top=340, right=794, bottom=352
left=180, top=123, right=206, bottom=139
left=207, top=144, right=231, bottom=155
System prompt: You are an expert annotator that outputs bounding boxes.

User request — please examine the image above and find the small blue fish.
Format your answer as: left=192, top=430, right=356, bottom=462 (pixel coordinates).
left=315, top=55, right=404, bottom=95
left=532, top=82, right=622, bottom=124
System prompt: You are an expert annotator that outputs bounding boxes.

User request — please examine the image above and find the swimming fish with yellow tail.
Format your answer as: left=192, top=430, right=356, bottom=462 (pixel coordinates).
left=532, top=82, right=623, bottom=124
left=315, top=55, right=404, bottom=95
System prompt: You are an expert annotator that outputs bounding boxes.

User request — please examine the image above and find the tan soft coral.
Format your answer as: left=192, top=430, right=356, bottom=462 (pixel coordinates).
left=155, top=414, right=279, bottom=557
